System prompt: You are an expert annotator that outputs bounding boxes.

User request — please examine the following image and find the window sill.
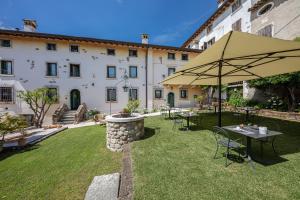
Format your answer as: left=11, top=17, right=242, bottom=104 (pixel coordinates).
left=0, top=101, right=15, bottom=104
left=106, top=77, right=117, bottom=80
left=69, top=76, right=81, bottom=78
left=106, top=101, right=118, bottom=103
left=0, top=74, right=14, bottom=77
left=45, top=76, right=59, bottom=78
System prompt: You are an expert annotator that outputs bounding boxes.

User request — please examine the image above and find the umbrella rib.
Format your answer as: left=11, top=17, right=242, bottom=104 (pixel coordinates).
left=221, top=31, right=233, bottom=60
left=186, top=64, right=220, bottom=85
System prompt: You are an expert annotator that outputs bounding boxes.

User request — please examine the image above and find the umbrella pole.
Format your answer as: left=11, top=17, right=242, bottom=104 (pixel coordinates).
left=218, top=61, right=222, bottom=127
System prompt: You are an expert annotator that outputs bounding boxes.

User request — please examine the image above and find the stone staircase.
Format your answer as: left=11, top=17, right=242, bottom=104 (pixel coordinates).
left=59, top=110, right=77, bottom=124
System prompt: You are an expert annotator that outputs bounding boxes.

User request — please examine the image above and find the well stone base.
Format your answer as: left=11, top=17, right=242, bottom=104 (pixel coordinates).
left=106, top=114, right=144, bottom=152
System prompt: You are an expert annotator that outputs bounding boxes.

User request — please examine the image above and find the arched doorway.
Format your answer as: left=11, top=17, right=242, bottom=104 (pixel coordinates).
left=167, top=92, right=175, bottom=108
left=70, top=89, right=81, bottom=110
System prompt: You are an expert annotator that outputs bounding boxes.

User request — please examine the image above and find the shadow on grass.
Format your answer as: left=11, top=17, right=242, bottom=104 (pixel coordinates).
left=141, top=127, right=156, bottom=140
left=0, top=145, right=40, bottom=162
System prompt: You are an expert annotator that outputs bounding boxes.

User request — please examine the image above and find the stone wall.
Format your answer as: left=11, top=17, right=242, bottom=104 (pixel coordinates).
left=106, top=116, right=144, bottom=152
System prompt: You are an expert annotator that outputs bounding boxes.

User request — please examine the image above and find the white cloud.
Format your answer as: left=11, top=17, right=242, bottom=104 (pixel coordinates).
left=153, top=18, right=201, bottom=44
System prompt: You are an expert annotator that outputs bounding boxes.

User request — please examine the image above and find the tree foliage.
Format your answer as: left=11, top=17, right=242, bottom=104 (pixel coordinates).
left=0, top=113, right=28, bottom=141
left=126, top=100, right=140, bottom=113
left=18, top=88, right=57, bottom=128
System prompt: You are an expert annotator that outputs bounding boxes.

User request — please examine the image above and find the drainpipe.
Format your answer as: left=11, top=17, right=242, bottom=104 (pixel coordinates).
left=145, top=47, right=149, bottom=109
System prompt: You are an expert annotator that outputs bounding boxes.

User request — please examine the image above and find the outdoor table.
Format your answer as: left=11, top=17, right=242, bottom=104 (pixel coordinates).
left=242, top=107, right=256, bottom=121
left=223, top=125, right=283, bottom=168
left=178, top=112, right=198, bottom=130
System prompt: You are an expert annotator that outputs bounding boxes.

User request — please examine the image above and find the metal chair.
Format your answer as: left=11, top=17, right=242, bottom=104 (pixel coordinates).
left=212, top=126, right=243, bottom=167
left=160, top=107, right=168, bottom=119
left=172, top=112, right=184, bottom=130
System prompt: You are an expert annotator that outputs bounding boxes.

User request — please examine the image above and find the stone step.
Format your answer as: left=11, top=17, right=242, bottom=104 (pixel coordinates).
left=85, top=173, right=120, bottom=200
left=62, top=115, right=75, bottom=119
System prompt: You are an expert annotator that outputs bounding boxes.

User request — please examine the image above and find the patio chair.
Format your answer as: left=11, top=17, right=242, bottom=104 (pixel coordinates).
left=172, top=113, right=184, bottom=130
left=212, top=126, right=243, bottom=167
left=160, top=108, right=168, bottom=119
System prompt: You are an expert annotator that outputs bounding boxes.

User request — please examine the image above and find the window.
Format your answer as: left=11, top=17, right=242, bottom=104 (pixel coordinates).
left=258, top=2, right=274, bottom=16
left=180, top=89, right=188, bottom=99
left=207, top=24, right=213, bottom=34
left=70, top=64, right=80, bottom=77
left=129, top=49, right=138, bottom=57
left=47, top=43, right=56, bottom=51
left=168, top=67, right=176, bottom=76
left=232, top=18, right=242, bottom=32
left=207, top=37, right=215, bottom=48
left=107, top=66, right=116, bottom=78
left=1, top=60, right=13, bottom=75
left=257, top=25, right=273, bottom=37
left=46, top=87, right=58, bottom=102
left=182, top=54, right=189, bottom=61
left=168, top=53, right=176, bottom=60
left=129, top=88, right=138, bottom=100
left=107, top=48, right=115, bottom=56
left=106, top=88, right=117, bottom=102
left=1, top=39, right=11, bottom=47
left=232, top=0, right=241, bottom=13
left=154, top=89, right=162, bottom=99
left=0, top=87, right=13, bottom=103
left=70, top=44, right=79, bottom=52
left=129, top=66, right=138, bottom=78
left=46, top=63, right=57, bottom=77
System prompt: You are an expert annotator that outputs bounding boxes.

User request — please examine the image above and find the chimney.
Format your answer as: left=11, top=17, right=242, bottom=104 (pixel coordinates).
left=141, top=34, right=149, bottom=44
left=23, top=19, right=37, bottom=32
left=217, top=0, right=225, bottom=7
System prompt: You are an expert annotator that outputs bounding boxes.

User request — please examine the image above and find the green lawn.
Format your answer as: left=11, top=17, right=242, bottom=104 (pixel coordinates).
left=132, top=113, right=300, bottom=200
left=0, top=126, right=121, bottom=200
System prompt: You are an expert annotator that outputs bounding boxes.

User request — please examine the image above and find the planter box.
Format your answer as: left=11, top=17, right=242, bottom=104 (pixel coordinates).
left=258, top=109, right=300, bottom=121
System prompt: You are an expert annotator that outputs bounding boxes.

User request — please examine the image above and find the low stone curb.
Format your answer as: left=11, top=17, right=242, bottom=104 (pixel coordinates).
left=118, top=144, right=133, bottom=200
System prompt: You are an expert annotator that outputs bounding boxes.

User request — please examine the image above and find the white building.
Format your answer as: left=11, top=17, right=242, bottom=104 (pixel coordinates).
left=182, top=0, right=252, bottom=50
left=0, top=20, right=201, bottom=124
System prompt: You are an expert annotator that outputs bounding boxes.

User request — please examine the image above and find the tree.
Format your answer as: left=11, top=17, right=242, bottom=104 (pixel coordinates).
left=0, top=113, right=28, bottom=150
left=18, top=88, right=58, bottom=128
left=248, top=72, right=300, bottom=111
left=126, top=100, right=140, bottom=114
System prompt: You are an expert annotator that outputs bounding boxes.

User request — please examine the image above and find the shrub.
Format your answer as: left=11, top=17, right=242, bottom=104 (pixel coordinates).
left=127, top=100, right=140, bottom=113
left=228, top=90, right=247, bottom=107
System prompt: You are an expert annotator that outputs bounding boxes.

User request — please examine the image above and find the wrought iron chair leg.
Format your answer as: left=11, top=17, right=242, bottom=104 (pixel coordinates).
left=272, top=136, right=278, bottom=155
left=260, top=141, right=264, bottom=159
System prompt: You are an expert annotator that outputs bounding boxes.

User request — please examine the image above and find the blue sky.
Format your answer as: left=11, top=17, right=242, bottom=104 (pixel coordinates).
left=1, top=0, right=217, bottom=47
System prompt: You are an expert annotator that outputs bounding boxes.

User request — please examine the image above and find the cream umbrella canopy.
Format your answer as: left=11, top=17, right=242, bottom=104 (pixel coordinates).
left=162, top=31, right=300, bottom=126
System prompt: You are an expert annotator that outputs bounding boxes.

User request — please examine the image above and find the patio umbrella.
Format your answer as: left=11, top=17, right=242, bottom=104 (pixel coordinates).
left=162, top=31, right=300, bottom=126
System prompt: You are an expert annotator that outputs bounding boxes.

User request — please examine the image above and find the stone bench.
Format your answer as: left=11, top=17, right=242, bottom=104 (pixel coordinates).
left=84, top=173, right=120, bottom=200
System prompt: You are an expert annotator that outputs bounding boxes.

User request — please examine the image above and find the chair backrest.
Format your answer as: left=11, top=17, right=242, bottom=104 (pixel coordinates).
left=212, top=126, right=230, bottom=142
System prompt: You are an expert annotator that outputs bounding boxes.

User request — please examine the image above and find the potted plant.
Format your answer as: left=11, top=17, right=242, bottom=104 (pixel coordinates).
left=0, top=113, right=28, bottom=151
left=120, top=108, right=130, bottom=118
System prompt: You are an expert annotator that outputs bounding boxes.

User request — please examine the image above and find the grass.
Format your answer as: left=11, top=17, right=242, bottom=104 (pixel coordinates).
left=132, top=112, right=300, bottom=200
left=0, top=125, right=121, bottom=200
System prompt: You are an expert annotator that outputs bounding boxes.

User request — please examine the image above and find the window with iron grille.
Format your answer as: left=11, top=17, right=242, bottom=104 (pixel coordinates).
left=107, top=66, right=116, bottom=78
left=129, top=88, right=138, bottom=100
left=168, top=67, right=176, bottom=76
left=1, top=60, right=13, bottom=75
left=257, top=25, right=273, bottom=37
left=106, top=88, right=117, bottom=102
left=107, top=48, right=115, bottom=56
left=232, top=19, right=242, bottom=32
left=0, top=87, right=13, bottom=103
left=154, top=89, right=163, bottom=99
left=207, top=24, right=213, bottom=34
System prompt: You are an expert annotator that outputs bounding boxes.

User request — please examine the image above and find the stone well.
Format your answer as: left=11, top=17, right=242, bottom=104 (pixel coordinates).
left=105, top=114, right=144, bottom=152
